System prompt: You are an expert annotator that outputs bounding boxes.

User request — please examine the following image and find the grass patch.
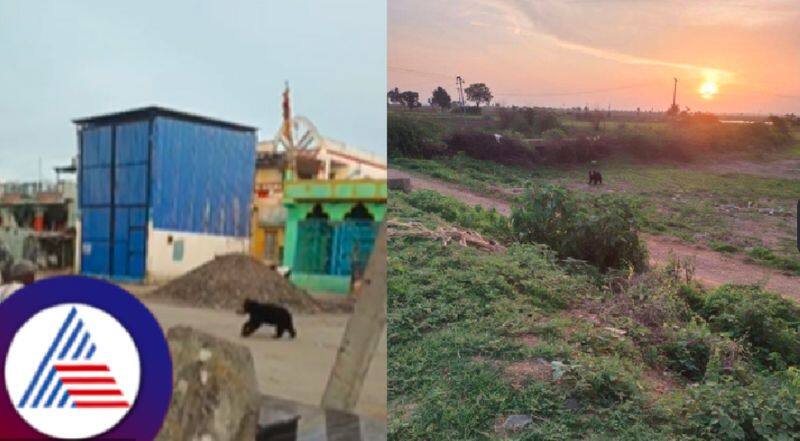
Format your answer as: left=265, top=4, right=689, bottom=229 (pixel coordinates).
left=746, top=246, right=800, bottom=274
left=389, top=190, right=800, bottom=439
left=709, top=241, right=739, bottom=253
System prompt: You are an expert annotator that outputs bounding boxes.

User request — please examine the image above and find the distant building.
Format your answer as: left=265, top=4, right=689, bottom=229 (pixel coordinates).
left=250, top=120, right=387, bottom=294
left=251, top=133, right=387, bottom=269
left=74, top=106, right=256, bottom=281
left=0, top=179, right=77, bottom=271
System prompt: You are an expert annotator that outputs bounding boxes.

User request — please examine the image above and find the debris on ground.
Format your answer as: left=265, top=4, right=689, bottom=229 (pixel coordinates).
left=502, top=414, right=534, bottom=432
left=148, top=254, right=321, bottom=312
left=387, top=220, right=506, bottom=253
left=157, top=326, right=260, bottom=441
left=563, top=398, right=582, bottom=412
left=504, top=359, right=552, bottom=389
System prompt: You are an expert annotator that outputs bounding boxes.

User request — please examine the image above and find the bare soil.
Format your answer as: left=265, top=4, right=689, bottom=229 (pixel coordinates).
left=389, top=169, right=800, bottom=301
left=504, top=360, right=552, bottom=389
left=147, top=254, right=321, bottom=312
left=144, top=300, right=387, bottom=419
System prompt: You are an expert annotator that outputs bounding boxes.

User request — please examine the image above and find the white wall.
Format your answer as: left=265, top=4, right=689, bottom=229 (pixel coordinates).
left=145, top=224, right=249, bottom=281
left=73, top=219, right=81, bottom=274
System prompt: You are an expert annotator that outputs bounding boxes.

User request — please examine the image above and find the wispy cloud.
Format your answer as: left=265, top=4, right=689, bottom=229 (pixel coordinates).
left=475, top=0, right=735, bottom=81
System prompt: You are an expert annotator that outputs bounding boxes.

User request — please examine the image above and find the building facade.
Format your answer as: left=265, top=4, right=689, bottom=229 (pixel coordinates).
left=282, top=179, right=386, bottom=294
left=75, top=107, right=256, bottom=282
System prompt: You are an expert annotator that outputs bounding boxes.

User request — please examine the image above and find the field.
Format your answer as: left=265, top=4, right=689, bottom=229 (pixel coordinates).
left=390, top=109, right=800, bottom=283
left=388, top=109, right=800, bottom=439
left=388, top=190, right=800, bottom=440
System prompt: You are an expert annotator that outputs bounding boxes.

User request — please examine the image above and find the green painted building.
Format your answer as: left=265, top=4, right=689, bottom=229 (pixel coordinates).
left=282, top=179, right=386, bottom=294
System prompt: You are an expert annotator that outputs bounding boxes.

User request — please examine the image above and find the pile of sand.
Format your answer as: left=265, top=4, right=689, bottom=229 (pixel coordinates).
left=148, top=254, right=320, bottom=313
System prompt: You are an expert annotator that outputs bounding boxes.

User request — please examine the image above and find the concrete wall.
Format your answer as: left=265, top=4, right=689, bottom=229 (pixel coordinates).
left=74, top=219, right=81, bottom=274
left=145, top=225, right=249, bottom=281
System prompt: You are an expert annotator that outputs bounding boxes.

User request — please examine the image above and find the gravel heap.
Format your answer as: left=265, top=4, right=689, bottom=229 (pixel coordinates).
left=149, top=254, right=320, bottom=313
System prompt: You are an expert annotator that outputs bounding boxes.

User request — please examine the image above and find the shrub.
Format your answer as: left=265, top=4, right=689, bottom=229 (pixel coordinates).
left=669, top=374, right=800, bottom=440
left=511, top=185, right=648, bottom=272
left=445, top=130, right=537, bottom=166
left=541, top=127, right=566, bottom=142
left=497, top=106, right=561, bottom=136
left=564, top=356, right=641, bottom=406
left=387, top=114, right=444, bottom=158
left=699, top=285, right=800, bottom=368
left=661, top=321, right=713, bottom=381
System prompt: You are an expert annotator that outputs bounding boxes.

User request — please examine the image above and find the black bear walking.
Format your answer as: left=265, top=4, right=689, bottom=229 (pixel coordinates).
left=238, top=299, right=297, bottom=338
left=588, top=170, right=603, bottom=185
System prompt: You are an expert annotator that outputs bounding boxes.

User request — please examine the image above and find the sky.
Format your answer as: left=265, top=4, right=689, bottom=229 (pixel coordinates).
left=0, top=0, right=386, bottom=181
left=389, top=0, right=800, bottom=114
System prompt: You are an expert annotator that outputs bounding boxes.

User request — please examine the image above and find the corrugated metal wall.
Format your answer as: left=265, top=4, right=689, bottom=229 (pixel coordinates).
left=150, top=116, right=255, bottom=237
left=79, top=126, right=113, bottom=276
left=79, top=121, right=150, bottom=280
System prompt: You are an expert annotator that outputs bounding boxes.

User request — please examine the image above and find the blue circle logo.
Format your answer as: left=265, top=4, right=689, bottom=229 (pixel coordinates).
left=0, top=276, right=172, bottom=440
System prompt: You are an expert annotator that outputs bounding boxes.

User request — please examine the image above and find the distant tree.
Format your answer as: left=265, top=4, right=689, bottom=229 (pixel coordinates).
left=430, top=87, right=452, bottom=111
left=465, top=83, right=493, bottom=108
left=768, top=115, right=790, bottom=135
left=387, top=88, right=401, bottom=105
left=399, top=91, right=421, bottom=109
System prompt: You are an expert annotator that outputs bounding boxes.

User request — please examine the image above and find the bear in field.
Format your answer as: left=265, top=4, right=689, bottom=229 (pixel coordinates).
left=237, top=299, right=296, bottom=339
left=588, top=170, right=603, bottom=185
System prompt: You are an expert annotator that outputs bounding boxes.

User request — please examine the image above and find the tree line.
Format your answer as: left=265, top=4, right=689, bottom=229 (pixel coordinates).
left=387, top=83, right=493, bottom=110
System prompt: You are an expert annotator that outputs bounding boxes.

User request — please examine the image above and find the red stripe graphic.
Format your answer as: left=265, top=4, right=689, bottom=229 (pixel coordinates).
left=61, top=377, right=116, bottom=384
left=67, top=389, right=123, bottom=396
left=54, top=364, right=109, bottom=372
left=73, top=401, right=130, bottom=408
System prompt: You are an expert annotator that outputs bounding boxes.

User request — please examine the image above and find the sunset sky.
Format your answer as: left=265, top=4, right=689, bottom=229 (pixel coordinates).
left=389, top=0, right=800, bottom=114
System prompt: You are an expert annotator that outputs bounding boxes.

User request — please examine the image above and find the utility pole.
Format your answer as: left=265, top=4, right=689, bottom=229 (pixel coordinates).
left=672, top=77, right=678, bottom=108
left=456, top=76, right=465, bottom=108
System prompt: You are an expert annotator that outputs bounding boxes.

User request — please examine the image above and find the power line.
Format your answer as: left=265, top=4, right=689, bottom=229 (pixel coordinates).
left=388, top=66, right=451, bottom=79
left=494, top=81, right=662, bottom=97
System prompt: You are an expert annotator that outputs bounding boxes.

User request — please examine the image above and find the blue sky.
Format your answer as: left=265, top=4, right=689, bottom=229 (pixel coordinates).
left=0, top=0, right=386, bottom=181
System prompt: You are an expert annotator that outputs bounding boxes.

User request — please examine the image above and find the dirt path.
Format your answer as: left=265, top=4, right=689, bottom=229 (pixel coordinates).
left=144, top=301, right=387, bottom=419
left=390, top=169, right=799, bottom=301
left=390, top=169, right=512, bottom=215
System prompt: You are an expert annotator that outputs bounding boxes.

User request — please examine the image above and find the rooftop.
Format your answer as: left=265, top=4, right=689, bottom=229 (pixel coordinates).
left=73, top=106, right=257, bottom=132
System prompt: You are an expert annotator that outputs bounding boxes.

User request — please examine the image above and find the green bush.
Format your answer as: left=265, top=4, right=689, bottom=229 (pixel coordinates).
left=747, top=246, right=774, bottom=260
left=699, top=285, right=800, bottom=368
left=511, top=185, right=648, bottom=272
left=387, top=114, right=444, bottom=158
left=669, top=374, right=800, bottom=440
left=445, top=130, right=537, bottom=166
left=497, top=106, right=561, bottom=136
left=661, top=321, right=713, bottom=381
left=541, top=127, right=567, bottom=141
left=564, top=356, right=641, bottom=406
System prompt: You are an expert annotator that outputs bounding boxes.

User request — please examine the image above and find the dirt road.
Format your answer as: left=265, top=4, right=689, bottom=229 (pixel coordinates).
left=144, top=301, right=387, bottom=419
left=389, top=169, right=799, bottom=301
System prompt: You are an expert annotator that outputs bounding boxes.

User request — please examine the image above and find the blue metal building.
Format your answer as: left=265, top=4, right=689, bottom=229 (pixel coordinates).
left=75, top=107, right=256, bottom=281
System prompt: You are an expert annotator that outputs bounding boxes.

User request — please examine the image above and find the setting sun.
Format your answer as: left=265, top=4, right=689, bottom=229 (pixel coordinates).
left=699, top=81, right=719, bottom=99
